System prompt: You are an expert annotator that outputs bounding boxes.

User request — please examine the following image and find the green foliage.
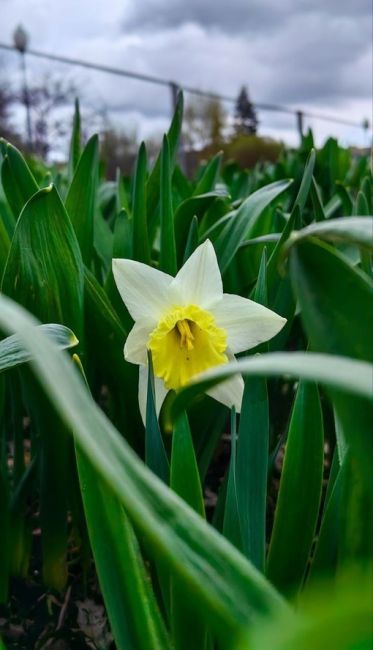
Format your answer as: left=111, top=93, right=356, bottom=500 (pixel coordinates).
left=0, top=98, right=372, bottom=649
left=224, top=134, right=282, bottom=169
left=266, top=382, right=324, bottom=595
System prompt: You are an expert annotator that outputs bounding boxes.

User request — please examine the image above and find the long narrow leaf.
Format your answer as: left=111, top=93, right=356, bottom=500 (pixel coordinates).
left=77, top=450, right=171, bottom=650
left=0, top=324, right=78, bottom=373
left=1, top=143, right=38, bottom=219
left=172, top=353, right=373, bottom=417
left=266, top=382, right=324, bottom=595
left=68, top=98, right=81, bottom=182
left=236, top=377, right=269, bottom=571
left=171, top=411, right=206, bottom=650
left=159, top=135, right=177, bottom=275
left=214, top=180, right=292, bottom=274
left=132, top=143, right=150, bottom=265
left=65, top=135, right=99, bottom=265
left=0, top=294, right=287, bottom=645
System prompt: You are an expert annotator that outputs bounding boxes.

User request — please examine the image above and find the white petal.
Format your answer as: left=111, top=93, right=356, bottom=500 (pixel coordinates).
left=124, top=321, right=153, bottom=365
left=206, top=355, right=244, bottom=413
left=169, top=240, right=223, bottom=308
left=212, top=293, right=286, bottom=354
left=112, top=259, right=173, bottom=322
left=138, top=365, right=168, bottom=425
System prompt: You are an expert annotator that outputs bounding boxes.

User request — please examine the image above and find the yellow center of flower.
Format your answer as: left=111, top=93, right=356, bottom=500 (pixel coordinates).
left=148, top=304, right=228, bottom=390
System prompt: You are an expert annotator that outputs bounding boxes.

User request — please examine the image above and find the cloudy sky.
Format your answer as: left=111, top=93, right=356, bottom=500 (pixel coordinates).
left=0, top=0, right=372, bottom=148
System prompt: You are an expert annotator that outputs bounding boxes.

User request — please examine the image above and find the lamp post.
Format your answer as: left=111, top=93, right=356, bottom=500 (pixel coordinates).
left=13, top=25, right=33, bottom=150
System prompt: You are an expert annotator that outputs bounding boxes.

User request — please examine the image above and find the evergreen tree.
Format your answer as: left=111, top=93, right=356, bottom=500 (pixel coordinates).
left=234, top=86, right=258, bottom=135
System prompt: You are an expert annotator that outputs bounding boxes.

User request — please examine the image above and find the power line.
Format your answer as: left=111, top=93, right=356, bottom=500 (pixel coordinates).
left=0, top=41, right=368, bottom=131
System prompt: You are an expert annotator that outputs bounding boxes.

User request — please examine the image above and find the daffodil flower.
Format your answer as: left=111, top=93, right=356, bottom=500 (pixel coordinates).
left=113, top=240, right=286, bottom=420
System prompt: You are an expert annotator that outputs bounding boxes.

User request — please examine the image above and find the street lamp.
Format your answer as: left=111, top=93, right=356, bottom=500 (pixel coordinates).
left=13, top=25, right=33, bottom=150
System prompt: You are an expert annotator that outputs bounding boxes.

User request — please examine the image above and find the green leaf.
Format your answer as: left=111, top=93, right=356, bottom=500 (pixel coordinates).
left=239, top=234, right=281, bottom=250
left=93, top=208, right=114, bottom=275
left=146, top=354, right=169, bottom=484
left=289, top=239, right=373, bottom=363
left=0, top=294, right=287, bottom=644
left=335, top=182, right=353, bottom=215
left=353, top=193, right=373, bottom=275
left=310, top=177, right=326, bottom=221
left=0, top=456, right=10, bottom=604
left=266, top=382, right=324, bottom=595
left=324, top=194, right=342, bottom=219
left=1, top=185, right=84, bottom=340
left=307, top=455, right=346, bottom=583
left=266, top=148, right=316, bottom=283
left=170, top=411, right=207, bottom=650
left=243, top=569, right=373, bottom=650
left=171, top=411, right=205, bottom=517
left=68, top=98, right=81, bottom=182
left=284, top=217, right=373, bottom=254
left=104, top=209, right=134, bottom=333
left=65, top=135, right=99, bottom=265
left=132, top=142, right=151, bottom=265
left=236, top=377, right=269, bottom=571
left=114, top=208, right=133, bottom=260
left=191, top=398, right=227, bottom=481
left=193, top=152, right=222, bottom=196
left=3, top=374, right=31, bottom=582
left=146, top=92, right=183, bottom=218
left=173, top=164, right=192, bottom=200
left=355, top=190, right=369, bottom=216
left=1, top=143, right=38, bottom=219
left=77, top=450, right=171, bottom=650
left=1, top=183, right=84, bottom=591
left=32, top=391, right=70, bottom=591
left=159, top=135, right=177, bottom=275
left=0, top=191, right=15, bottom=239
left=175, top=191, right=227, bottom=265
left=223, top=409, right=242, bottom=550
left=252, top=247, right=268, bottom=306
left=116, top=168, right=131, bottom=214
left=332, top=392, right=373, bottom=499
left=182, top=215, right=199, bottom=263
left=338, top=451, right=373, bottom=567
left=0, top=324, right=78, bottom=373
left=214, top=179, right=292, bottom=275
left=360, top=176, right=372, bottom=213
left=291, top=149, right=316, bottom=218
left=172, top=352, right=373, bottom=417
left=0, top=216, right=10, bottom=278
left=266, top=206, right=300, bottom=287
left=84, top=269, right=141, bottom=446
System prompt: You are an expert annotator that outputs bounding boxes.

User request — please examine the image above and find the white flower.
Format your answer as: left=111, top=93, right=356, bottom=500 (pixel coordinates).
left=112, top=240, right=286, bottom=421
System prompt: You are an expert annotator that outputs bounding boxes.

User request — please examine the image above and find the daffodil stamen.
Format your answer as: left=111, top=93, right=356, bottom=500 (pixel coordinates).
left=148, top=304, right=228, bottom=390
left=176, top=319, right=195, bottom=351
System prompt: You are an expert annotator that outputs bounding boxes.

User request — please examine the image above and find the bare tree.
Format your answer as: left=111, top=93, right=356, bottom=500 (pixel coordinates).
left=183, top=97, right=227, bottom=150
left=0, top=57, right=22, bottom=146
left=23, top=74, right=76, bottom=158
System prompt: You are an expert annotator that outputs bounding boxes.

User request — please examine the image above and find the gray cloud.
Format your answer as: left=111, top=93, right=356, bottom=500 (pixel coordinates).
left=123, top=0, right=372, bottom=35
left=251, top=10, right=372, bottom=105
left=123, top=0, right=292, bottom=35
left=120, top=0, right=372, bottom=111
left=0, top=0, right=371, bottom=148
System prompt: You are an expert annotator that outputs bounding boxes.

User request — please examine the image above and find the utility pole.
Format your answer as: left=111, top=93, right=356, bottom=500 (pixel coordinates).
left=13, top=25, right=33, bottom=150
left=296, top=110, right=304, bottom=142
left=169, top=81, right=179, bottom=114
